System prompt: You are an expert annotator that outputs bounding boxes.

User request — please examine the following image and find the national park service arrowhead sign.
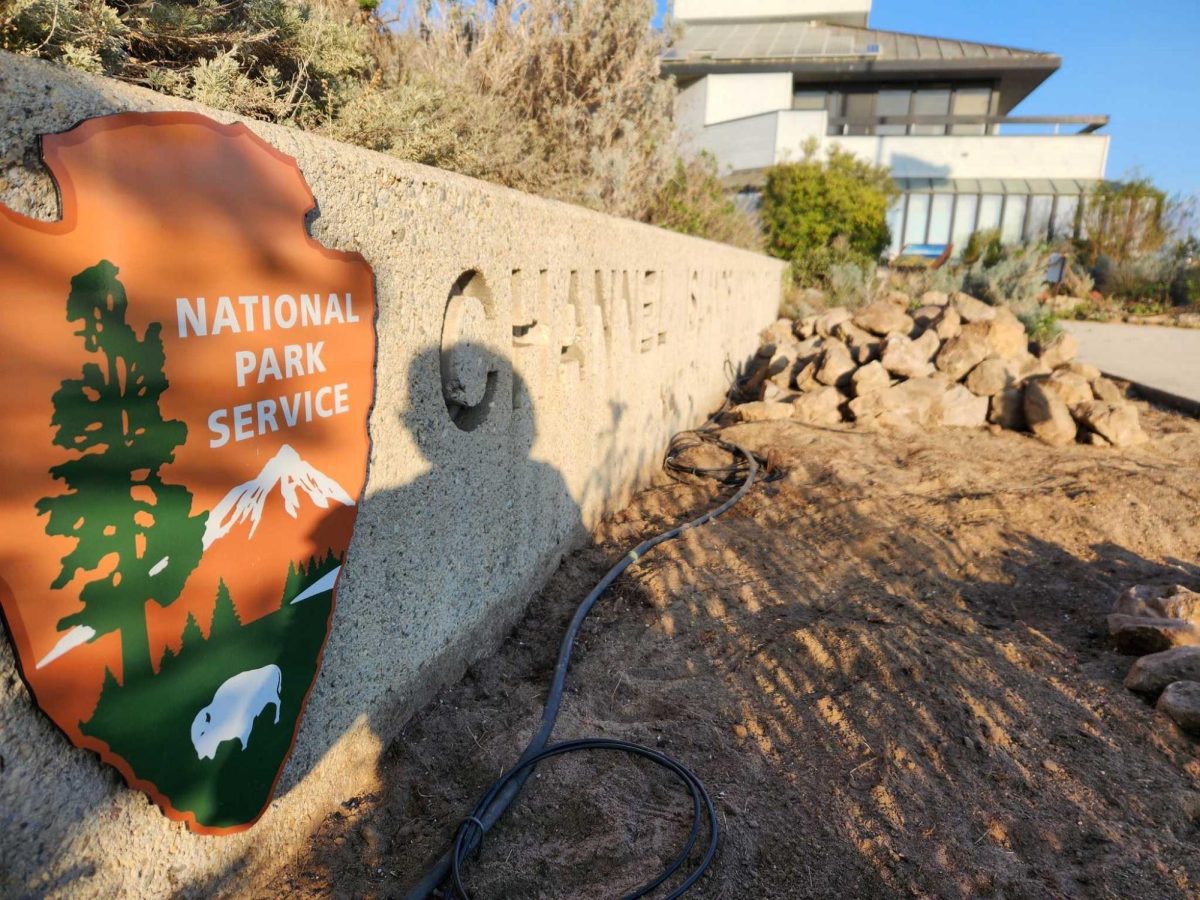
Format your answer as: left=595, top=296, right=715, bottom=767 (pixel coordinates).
left=0, top=113, right=376, bottom=833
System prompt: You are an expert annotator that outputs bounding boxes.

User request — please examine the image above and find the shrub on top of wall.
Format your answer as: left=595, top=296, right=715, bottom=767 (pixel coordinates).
left=2, top=0, right=759, bottom=247
left=760, top=140, right=897, bottom=288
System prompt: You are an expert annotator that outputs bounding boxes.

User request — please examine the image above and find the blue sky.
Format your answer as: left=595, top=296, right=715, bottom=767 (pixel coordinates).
left=656, top=0, right=1200, bottom=198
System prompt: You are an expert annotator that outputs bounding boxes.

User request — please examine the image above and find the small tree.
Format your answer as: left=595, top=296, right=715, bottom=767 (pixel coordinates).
left=37, top=261, right=206, bottom=684
left=761, top=140, right=898, bottom=285
left=1076, top=177, right=1169, bottom=265
left=210, top=579, right=242, bottom=637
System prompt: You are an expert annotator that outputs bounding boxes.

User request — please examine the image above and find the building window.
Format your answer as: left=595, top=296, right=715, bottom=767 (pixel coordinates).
left=842, top=92, right=876, bottom=135
left=928, top=194, right=955, bottom=245
left=977, top=194, right=1004, bottom=232
left=1026, top=196, right=1055, bottom=243
left=951, top=87, right=991, bottom=135
left=911, top=89, right=952, bottom=135
left=1051, top=195, right=1080, bottom=240
left=876, top=90, right=910, bottom=136
left=951, top=195, right=979, bottom=250
left=793, top=90, right=827, bottom=111
left=1001, top=195, right=1028, bottom=244
left=886, top=196, right=906, bottom=255
left=904, top=194, right=931, bottom=245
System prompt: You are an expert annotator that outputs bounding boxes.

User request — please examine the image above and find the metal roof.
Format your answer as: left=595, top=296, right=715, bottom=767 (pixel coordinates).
left=896, top=178, right=1098, bottom=196
left=664, top=20, right=1057, bottom=66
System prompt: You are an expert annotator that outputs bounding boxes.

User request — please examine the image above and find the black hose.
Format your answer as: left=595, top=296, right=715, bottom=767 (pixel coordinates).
left=407, top=392, right=772, bottom=899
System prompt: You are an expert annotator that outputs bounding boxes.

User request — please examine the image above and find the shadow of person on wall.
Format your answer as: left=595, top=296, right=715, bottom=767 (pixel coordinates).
left=175, top=341, right=598, bottom=896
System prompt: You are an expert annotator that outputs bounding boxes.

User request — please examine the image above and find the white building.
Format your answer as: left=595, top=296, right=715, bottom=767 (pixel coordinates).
left=666, top=0, right=1111, bottom=255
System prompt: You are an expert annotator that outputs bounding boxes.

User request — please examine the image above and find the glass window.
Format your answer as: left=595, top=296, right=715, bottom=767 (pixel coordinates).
left=977, top=194, right=1004, bottom=232
left=1052, top=195, right=1080, bottom=240
left=951, top=194, right=979, bottom=252
left=904, top=193, right=931, bottom=245
left=886, top=196, right=906, bottom=255
left=1001, top=195, right=1027, bottom=244
left=911, top=89, right=951, bottom=135
left=843, top=92, right=876, bottom=136
left=951, top=87, right=990, bottom=135
left=928, top=194, right=955, bottom=245
left=793, top=90, right=826, bottom=111
left=877, top=90, right=910, bottom=135
left=1025, top=196, right=1054, bottom=243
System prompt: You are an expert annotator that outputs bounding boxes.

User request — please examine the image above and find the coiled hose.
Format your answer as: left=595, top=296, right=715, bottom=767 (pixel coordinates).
left=406, top=397, right=774, bottom=899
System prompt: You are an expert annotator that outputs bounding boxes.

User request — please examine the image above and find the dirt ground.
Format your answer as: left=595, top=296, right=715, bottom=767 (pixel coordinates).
left=278, top=396, right=1200, bottom=899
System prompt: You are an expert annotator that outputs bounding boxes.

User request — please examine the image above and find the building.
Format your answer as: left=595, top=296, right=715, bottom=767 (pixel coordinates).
left=665, top=0, right=1111, bottom=256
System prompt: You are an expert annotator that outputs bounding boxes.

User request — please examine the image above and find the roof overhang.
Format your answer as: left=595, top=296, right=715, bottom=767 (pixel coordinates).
left=662, top=56, right=1061, bottom=112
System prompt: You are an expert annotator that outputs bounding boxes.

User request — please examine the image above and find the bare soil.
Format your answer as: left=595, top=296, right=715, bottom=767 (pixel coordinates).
left=279, top=399, right=1200, bottom=899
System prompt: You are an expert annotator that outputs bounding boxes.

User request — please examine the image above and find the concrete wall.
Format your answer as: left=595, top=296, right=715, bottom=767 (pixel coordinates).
left=0, top=53, right=783, bottom=898
left=704, top=73, right=794, bottom=125
left=673, top=0, right=872, bottom=26
left=832, top=132, right=1111, bottom=180
left=678, top=94, right=1111, bottom=181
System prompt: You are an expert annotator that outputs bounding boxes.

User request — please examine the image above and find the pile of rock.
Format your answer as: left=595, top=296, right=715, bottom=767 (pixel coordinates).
left=738, top=291, right=1148, bottom=448
left=1111, top=585, right=1200, bottom=735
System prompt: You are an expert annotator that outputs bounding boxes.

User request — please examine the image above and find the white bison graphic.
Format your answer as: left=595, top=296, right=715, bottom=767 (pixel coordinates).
left=191, top=664, right=283, bottom=760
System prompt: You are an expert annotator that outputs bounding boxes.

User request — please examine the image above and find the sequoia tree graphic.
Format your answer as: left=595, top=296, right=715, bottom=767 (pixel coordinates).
left=36, top=261, right=206, bottom=684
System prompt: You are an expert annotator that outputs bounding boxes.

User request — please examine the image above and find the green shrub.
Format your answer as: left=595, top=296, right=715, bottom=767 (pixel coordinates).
left=962, top=244, right=1050, bottom=307
left=1076, top=178, right=1169, bottom=265
left=646, top=154, right=761, bottom=251
left=760, top=141, right=897, bottom=286
left=2, top=0, right=374, bottom=126
left=1016, top=304, right=1061, bottom=343
left=961, top=228, right=1004, bottom=268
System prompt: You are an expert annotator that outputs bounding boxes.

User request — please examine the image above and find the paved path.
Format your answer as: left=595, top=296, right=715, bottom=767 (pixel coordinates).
left=1063, top=321, right=1200, bottom=406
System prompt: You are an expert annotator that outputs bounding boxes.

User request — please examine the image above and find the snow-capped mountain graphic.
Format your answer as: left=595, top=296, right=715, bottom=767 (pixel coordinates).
left=202, top=444, right=354, bottom=549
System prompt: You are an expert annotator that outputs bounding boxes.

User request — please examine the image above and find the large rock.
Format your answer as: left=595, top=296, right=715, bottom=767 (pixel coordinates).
left=1024, top=380, right=1076, bottom=446
left=792, top=386, right=845, bottom=426
left=1064, top=360, right=1101, bottom=382
left=935, top=306, right=962, bottom=341
left=1126, top=646, right=1200, bottom=697
left=966, top=356, right=1016, bottom=397
left=1114, top=584, right=1200, bottom=622
left=1157, top=681, right=1200, bottom=735
left=1013, top=352, right=1052, bottom=383
left=1039, top=331, right=1078, bottom=369
left=1092, top=377, right=1124, bottom=403
left=983, top=307, right=1029, bottom=359
left=853, top=300, right=914, bottom=337
left=851, top=360, right=892, bottom=397
left=942, top=385, right=989, bottom=428
left=794, top=360, right=821, bottom=393
left=816, top=343, right=857, bottom=387
left=920, top=290, right=950, bottom=307
left=1108, top=614, right=1200, bottom=655
left=989, top=387, right=1025, bottom=430
left=764, top=341, right=806, bottom=391
left=1044, top=370, right=1094, bottom=408
left=734, top=400, right=795, bottom=423
left=935, top=327, right=991, bottom=381
left=881, top=334, right=936, bottom=379
left=952, top=292, right=996, bottom=324
left=832, top=320, right=881, bottom=365
left=815, top=307, right=852, bottom=338
left=1072, top=401, right=1149, bottom=448
left=796, top=315, right=819, bottom=339
left=912, top=328, right=941, bottom=361
left=912, top=305, right=944, bottom=329
left=849, top=377, right=945, bottom=429
left=761, top=318, right=796, bottom=347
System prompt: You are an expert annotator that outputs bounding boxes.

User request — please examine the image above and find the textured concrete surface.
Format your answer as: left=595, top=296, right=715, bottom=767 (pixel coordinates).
left=0, top=53, right=782, bottom=897
left=1064, top=321, right=1200, bottom=407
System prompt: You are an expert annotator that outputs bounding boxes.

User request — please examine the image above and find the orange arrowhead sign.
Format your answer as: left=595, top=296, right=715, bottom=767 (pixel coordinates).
left=0, top=112, right=376, bottom=833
